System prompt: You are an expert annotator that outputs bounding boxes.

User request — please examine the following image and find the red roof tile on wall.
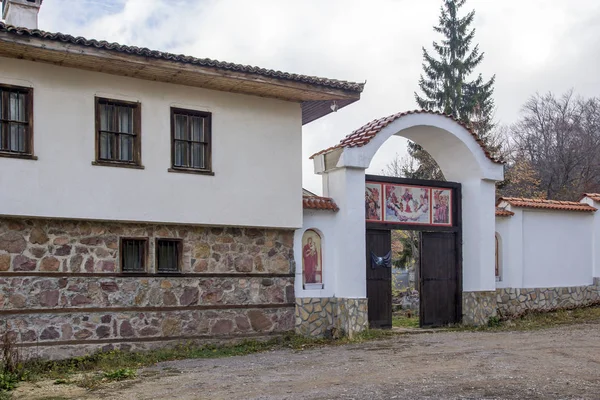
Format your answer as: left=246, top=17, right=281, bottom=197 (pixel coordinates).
left=302, top=195, right=339, bottom=211
left=581, top=193, right=600, bottom=203
left=495, top=208, right=514, bottom=217
left=498, top=197, right=597, bottom=213
left=310, top=110, right=503, bottom=163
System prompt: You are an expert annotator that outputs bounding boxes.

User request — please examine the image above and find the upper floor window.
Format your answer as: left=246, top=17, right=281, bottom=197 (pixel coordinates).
left=0, top=84, right=34, bottom=159
left=170, top=108, right=212, bottom=174
left=94, top=97, right=142, bottom=168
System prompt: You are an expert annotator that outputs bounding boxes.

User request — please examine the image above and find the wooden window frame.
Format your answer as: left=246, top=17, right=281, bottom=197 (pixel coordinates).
left=93, top=97, right=144, bottom=169
left=155, top=238, right=183, bottom=274
left=168, top=107, right=213, bottom=175
left=119, top=237, right=149, bottom=274
left=0, top=83, right=36, bottom=160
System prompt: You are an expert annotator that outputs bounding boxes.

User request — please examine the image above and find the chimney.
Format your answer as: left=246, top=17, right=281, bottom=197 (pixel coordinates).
left=2, top=0, right=42, bottom=29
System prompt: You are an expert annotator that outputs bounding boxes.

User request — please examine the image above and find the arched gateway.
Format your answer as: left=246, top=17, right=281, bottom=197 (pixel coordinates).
left=295, top=110, right=504, bottom=336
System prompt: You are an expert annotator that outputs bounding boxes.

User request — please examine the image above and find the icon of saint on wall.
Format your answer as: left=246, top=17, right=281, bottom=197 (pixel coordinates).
left=302, top=229, right=322, bottom=286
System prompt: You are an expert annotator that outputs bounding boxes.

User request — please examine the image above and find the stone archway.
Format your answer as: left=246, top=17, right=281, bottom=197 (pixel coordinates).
left=310, top=110, right=504, bottom=328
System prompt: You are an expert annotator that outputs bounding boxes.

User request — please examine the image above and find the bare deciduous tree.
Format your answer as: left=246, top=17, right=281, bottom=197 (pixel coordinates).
left=502, top=91, right=600, bottom=200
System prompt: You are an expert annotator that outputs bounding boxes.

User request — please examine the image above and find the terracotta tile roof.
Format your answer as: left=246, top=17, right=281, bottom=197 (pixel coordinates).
left=302, top=195, right=339, bottom=212
left=495, top=207, right=514, bottom=217
left=581, top=193, right=600, bottom=203
left=0, top=22, right=364, bottom=93
left=310, top=109, right=503, bottom=163
left=498, top=197, right=597, bottom=213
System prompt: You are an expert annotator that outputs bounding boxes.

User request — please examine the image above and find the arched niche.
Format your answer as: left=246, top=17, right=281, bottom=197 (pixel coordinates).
left=301, top=228, right=324, bottom=289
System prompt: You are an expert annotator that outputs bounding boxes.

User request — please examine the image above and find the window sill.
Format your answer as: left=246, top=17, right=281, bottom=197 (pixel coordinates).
left=303, top=283, right=324, bottom=290
left=92, top=161, right=145, bottom=170
left=0, top=152, right=38, bottom=160
left=168, top=167, right=214, bottom=176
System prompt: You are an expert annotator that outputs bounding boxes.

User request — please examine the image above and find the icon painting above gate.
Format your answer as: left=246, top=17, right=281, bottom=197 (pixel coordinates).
left=366, top=181, right=453, bottom=226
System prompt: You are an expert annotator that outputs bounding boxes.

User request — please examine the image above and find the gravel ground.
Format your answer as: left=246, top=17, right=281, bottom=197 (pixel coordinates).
left=15, top=321, right=600, bottom=400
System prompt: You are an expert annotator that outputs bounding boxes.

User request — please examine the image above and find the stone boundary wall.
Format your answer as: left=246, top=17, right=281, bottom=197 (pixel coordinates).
left=0, top=218, right=296, bottom=359
left=295, top=297, right=367, bottom=338
left=462, top=291, right=497, bottom=326
left=496, top=280, right=600, bottom=317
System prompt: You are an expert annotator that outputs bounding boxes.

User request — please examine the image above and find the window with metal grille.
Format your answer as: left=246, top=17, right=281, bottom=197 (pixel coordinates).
left=156, top=239, right=182, bottom=273
left=0, top=84, right=33, bottom=157
left=120, top=238, right=147, bottom=273
left=170, top=108, right=212, bottom=173
left=95, top=97, right=141, bottom=167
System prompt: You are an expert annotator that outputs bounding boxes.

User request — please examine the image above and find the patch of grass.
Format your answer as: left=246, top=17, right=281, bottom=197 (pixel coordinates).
left=392, top=315, right=420, bottom=329
left=102, top=368, right=136, bottom=382
left=453, top=304, right=600, bottom=332
left=0, top=373, right=19, bottom=392
left=18, top=331, right=396, bottom=387
left=77, top=373, right=101, bottom=391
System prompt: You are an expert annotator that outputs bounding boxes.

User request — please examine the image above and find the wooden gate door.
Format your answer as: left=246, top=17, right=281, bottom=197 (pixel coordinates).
left=366, top=229, right=392, bottom=329
left=420, top=232, right=460, bottom=327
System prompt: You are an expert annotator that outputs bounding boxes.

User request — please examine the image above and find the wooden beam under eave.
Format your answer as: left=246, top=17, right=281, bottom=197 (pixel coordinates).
left=0, top=34, right=361, bottom=104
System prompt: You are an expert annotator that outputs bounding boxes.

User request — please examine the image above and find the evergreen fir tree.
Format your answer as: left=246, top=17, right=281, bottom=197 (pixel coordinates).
left=409, top=0, right=496, bottom=178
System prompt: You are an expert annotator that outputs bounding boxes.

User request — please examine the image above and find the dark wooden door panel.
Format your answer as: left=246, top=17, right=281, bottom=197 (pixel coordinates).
left=420, top=232, right=459, bottom=327
left=366, top=229, right=392, bottom=329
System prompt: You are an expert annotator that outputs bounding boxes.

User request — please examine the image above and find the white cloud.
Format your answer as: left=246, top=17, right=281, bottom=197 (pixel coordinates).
left=37, top=0, right=600, bottom=194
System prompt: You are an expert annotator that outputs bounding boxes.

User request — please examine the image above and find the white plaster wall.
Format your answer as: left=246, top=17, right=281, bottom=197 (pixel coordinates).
left=294, top=210, right=338, bottom=298
left=3, top=0, right=40, bottom=29
left=0, top=57, right=303, bottom=228
left=495, top=211, right=524, bottom=289
left=581, top=197, right=600, bottom=278
left=322, top=167, right=367, bottom=298
left=522, top=211, right=594, bottom=287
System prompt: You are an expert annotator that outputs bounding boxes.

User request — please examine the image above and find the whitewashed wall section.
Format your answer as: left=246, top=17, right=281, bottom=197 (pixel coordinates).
left=496, top=208, right=597, bottom=290
left=0, top=57, right=302, bottom=228
left=294, top=209, right=337, bottom=298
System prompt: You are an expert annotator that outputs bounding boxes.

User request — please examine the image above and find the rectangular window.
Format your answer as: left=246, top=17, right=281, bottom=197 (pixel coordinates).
left=95, top=97, right=141, bottom=167
left=170, top=108, right=212, bottom=173
left=156, top=239, right=182, bottom=273
left=0, top=85, right=33, bottom=158
left=120, top=238, right=147, bottom=273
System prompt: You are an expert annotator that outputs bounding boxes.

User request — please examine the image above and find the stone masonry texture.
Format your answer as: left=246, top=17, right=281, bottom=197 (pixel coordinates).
left=496, top=281, right=600, bottom=318
left=0, top=218, right=296, bottom=359
left=295, top=297, right=368, bottom=338
left=462, top=291, right=498, bottom=326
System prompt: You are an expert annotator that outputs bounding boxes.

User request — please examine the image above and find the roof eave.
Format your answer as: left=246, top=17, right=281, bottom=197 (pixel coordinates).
left=0, top=28, right=362, bottom=125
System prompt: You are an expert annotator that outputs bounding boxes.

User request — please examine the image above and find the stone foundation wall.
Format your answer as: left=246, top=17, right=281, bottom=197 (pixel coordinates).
left=295, top=297, right=367, bottom=338
left=462, top=291, right=497, bottom=326
left=335, top=298, right=368, bottom=338
left=0, top=218, right=295, bottom=359
left=496, top=281, right=600, bottom=317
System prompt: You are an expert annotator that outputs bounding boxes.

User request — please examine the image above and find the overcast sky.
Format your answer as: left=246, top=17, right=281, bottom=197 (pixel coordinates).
left=37, top=0, right=600, bottom=194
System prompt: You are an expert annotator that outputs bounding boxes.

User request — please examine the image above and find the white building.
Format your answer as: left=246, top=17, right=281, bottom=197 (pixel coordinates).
left=0, top=0, right=363, bottom=358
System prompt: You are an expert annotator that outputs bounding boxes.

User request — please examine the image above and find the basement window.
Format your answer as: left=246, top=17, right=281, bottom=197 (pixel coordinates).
left=120, top=238, right=148, bottom=273
left=0, top=84, right=34, bottom=159
left=156, top=239, right=182, bottom=273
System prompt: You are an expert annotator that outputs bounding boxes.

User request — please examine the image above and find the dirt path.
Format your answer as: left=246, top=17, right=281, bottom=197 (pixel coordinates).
left=16, top=322, right=600, bottom=400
